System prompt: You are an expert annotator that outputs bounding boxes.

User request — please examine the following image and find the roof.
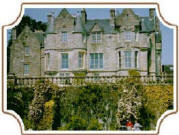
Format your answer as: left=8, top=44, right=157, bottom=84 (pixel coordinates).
left=75, top=17, right=155, bottom=34
left=54, top=8, right=157, bottom=34
left=140, top=17, right=155, bottom=32
left=84, top=19, right=115, bottom=34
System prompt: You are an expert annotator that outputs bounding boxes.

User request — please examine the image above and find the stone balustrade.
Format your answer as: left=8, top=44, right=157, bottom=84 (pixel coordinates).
left=7, top=74, right=173, bottom=88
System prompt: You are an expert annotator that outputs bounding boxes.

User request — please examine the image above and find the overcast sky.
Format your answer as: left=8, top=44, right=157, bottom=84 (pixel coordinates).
left=8, top=8, right=174, bottom=65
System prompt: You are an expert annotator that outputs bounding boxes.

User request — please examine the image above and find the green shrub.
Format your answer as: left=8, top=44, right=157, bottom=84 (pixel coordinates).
left=38, top=100, right=55, bottom=130
left=58, top=115, right=87, bottom=130
left=141, top=84, right=173, bottom=130
left=87, top=118, right=102, bottom=130
left=28, top=80, right=59, bottom=129
left=7, top=86, right=34, bottom=119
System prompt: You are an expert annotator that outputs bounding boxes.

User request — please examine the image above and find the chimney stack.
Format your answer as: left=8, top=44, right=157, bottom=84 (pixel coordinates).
left=110, top=9, right=115, bottom=27
left=81, top=8, right=87, bottom=24
left=149, top=8, right=155, bottom=20
left=47, top=12, right=54, bottom=33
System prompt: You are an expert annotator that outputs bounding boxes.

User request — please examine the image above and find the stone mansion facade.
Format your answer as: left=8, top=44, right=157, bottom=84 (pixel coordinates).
left=8, top=8, right=162, bottom=77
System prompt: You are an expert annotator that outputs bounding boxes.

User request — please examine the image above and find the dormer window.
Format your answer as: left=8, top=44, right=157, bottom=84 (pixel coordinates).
left=61, top=32, right=67, bottom=42
left=92, top=32, right=101, bottom=43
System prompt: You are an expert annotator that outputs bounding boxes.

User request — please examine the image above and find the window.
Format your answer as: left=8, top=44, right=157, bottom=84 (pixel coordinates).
left=124, top=51, right=132, bottom=68
left=46, top=53, right=50, bottom=70
left=61, top=53, right=68, bottom=69
left=90, top=53, right=103, bottom=69
left=125, top=31, right=132, bottom=41
left=135, top=51, right=138, bottom=68
left=78, top=52, right=84, bottom=68
left=24, top=64, right=29, bottom=75
left=92, top=32, right=101, bottom=43
left=119, top=51, right=121, bottom=68
left=24, top=46, right=30, bottom=55
left=61, top=32, right=67, bottom=42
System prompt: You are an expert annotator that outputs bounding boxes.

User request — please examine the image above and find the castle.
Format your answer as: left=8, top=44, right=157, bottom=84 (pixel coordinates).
left=8, top=8, right=162, bottom=77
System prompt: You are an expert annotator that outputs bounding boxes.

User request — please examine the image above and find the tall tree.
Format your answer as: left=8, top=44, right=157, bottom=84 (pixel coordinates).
left=116, top=70, right=143, bottom=128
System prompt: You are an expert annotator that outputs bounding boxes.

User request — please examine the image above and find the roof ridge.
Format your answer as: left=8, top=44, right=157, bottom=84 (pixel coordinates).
left=87, top=19, right=110, bottom=21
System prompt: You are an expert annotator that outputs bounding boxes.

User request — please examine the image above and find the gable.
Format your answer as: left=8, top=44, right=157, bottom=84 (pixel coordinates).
left=90, top=23, right=103, bottom=32
left=57, top=8, right=72, bottom=18
left=16, top=26, right=41, bottom=47
left=54, top=8, right=75, bottom=31
left=116, top=9, right=140, bottom=27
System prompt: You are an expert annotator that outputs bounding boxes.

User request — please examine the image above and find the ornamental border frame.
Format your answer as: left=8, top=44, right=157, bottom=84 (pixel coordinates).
left=1, top=2, right=178, bottom=135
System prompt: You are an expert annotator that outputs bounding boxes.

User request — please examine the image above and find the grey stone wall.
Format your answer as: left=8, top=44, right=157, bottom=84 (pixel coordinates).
left=9, top=26, right=41, bottom=77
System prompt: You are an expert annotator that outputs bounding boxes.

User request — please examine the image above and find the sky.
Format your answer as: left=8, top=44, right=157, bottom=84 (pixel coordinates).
left=8, top=8, right=174, bottom=65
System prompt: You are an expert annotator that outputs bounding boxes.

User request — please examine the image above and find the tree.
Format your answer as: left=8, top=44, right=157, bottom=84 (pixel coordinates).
left=37, top=100, right=55, bottom=130
left=28, top=80, right=58, bottom=129
left=142, top=84, right=173, bottom=129
left=116, top=70, right=143, bottom=128
left=15, top=16, right=47, bottom=37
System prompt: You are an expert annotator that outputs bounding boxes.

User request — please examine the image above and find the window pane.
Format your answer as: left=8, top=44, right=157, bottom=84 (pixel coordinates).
left=125, top=51, right=131, bottom=68
left=62, top=32, right=67, bottom=42
left=78, top=52, right=84, bottom=68
left=46, top=53, right=50, bottom=70
left=61, top=53, right=68, bottom=69
left=99, top=53, right=103, bottom=69
left=90, top=53, right=94, bottom=69
left=24, top=64, right=29, bottom=74
left=92, top=33, right=96, bottom=43
left=97, top=32, right=101, bottom=42
left=92, top=32, right=101, bottom=43
left=94, top=53, right=98, bottom=69
left=24, top=46, right=30, bottom=54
